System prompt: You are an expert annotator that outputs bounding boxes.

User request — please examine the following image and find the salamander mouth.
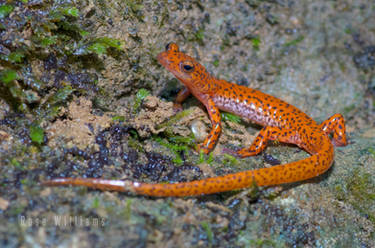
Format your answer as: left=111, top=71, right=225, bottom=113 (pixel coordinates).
left=156, top=52, right=169, bottom=67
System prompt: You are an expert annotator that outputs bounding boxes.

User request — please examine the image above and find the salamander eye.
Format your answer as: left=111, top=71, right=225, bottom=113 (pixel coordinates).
left=180, top=61, right=195, bottom=73
left=165, top=43, right=179, bottom=52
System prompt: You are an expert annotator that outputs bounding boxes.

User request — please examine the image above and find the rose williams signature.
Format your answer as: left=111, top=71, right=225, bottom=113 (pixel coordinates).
left=19, top=215, right=106, bottom=228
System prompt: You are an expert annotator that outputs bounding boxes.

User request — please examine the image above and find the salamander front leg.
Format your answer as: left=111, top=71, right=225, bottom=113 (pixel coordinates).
left=230, top=126, right=299, bottom=158
left=173, top=87, right=191, bottom=112
left=319, top=113, right=347, bottom=146
left=197, top=98, right=222, bottom=154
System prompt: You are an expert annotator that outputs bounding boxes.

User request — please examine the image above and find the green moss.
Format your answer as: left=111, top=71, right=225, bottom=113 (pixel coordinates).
left=0, top=70, right=17, bottom=84
left=221, top=112, right=241, bottom=124
left=154, top=132, right=199, bottom=165
left=9, top=204, right=27, bottom=216
left=60, top=6, right=80, bottom=17
left=86, top=37, right=124, bottom=56
left=0, top=1, right=125, bottom=116
left=367, top=147, right=375, bottom=157
left=249, top=238, right=278, bottom=247
left=10, top=158, right=21, bottom=168
left=284, top=35, right=304, bottom=47
left=112, top=115, right=126, bottom=122
left=2, top=51, right=25, bottom=63
left=97, top=37, right=123, bottom=50
left=212, top=59, right=220, bottom=67
left=266, top=14, right=279, bottom=25
left=198, top=150, right=214, bottom=164
left=0, top=70, right=31, bottom=111
left=223, top=154, right=239, bottom=167
left=88, top=42, right=107, bottom=55
left=334, top=184, right=345, bottom=201
left=348, top=170, right=375, bottom=199
left=200, top=221, right=213, bottom=244
left=47, top=85, right=75, bottom=105
left=168, top=136, right=195, bottom=147
left=344, top=27, right=353, bottom=34
left=40, top=35, right=58, bottom=47
left=244, top=0, right=262, bottom=8
left=122, top=0, right=144, bottom=22
left=251, top=36, right=261, bottom=51
left=339, top=168, right=375, bottom=224
left=133, top=88, right=150, bottom=113
left=92, top=197, right=100, bottom=209
left=29, top=124, right=44, bottom=145
left=194, top=28, right=205, bottom=45
left=342, top=104, right=355, bottom=114
left=0, top=4, right=13, bottom=19
left=156, top=108, right=195, bottom=131
left=126, top=130, right=144, bottom=152
left=158, top=5, right=169, bottom=27
left=153, top=136, right=190, bottom=166
left=120, top=199, right=133, bottom=221
left=32, top=85, right=76, bottom=122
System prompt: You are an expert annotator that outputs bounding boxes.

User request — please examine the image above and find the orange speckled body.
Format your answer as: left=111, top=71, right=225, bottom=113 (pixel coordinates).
left=43, top=43, right=348, bottom=197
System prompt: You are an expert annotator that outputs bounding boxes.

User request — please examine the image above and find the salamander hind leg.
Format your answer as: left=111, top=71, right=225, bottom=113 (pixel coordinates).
left=231, top=126, right=299, bottom=158
left=319, top=113, right=347, bottom=146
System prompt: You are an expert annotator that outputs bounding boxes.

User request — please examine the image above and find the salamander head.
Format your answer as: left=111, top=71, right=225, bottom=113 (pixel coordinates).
left=157, top=43, right=210, bottom=90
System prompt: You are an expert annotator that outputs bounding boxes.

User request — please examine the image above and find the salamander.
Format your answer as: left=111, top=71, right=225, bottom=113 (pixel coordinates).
left=43, top=43, right=348, bottom=197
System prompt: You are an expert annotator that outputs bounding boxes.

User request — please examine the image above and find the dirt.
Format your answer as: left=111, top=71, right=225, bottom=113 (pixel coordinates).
left=46, top=97, right=112, bottom=149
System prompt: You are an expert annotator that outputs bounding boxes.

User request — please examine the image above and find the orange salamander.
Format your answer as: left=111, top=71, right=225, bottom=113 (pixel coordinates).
left=43, top=43, right=348, bottom=197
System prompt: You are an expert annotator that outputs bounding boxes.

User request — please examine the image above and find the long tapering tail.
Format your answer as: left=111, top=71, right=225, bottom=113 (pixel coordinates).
left=43, top=143, right=334, bottom=197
